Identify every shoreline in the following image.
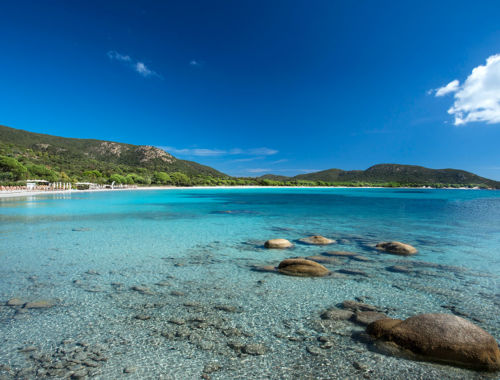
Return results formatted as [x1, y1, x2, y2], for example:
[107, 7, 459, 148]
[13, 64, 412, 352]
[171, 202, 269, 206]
[0, 185, 494, 199]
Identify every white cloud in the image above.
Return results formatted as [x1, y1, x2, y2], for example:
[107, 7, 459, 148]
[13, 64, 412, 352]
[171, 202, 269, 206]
[434, 80, 460, 97]
[433, 54, 500, 125]
[160, 146, 278, 157]
[134, 62, 159, 78]
[107, 50, 161, 79]
[189, 60, 201, 66]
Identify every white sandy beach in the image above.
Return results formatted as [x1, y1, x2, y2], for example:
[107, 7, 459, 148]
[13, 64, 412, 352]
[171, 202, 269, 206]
[0, 186, 329, 198]
[0, 185, 484, 199]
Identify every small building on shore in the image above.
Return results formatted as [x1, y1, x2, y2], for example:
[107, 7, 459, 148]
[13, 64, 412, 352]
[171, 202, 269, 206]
[26, 180, 72, 190]
[75, 182, 100, 190]
[26, 179, 49, 190]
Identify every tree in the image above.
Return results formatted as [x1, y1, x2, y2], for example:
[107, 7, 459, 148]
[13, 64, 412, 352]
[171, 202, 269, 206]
[109, 174, 126, 184]
[170, 172, 191, 186]
[152, 171, 171, 184]
[0, 155, 28, 180]
[82, 170, 102, 181]
[26, 164, 58, 182]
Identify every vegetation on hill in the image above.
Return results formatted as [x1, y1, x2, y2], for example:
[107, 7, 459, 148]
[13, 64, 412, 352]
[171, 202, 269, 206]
[290, 164, 500, 189]
[0, 125, 226, 185]
[1, 125, 499, 188]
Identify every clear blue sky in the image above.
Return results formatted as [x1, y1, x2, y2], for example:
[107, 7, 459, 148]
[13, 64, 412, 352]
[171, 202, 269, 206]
[1, 1, 500, 178]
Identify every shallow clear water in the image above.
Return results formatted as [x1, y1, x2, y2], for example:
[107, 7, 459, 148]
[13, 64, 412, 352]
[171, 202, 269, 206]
[1, 188, 499, 379]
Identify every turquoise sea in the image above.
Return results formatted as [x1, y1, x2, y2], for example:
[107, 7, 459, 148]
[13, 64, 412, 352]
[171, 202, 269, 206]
[1, 188, 500, 379]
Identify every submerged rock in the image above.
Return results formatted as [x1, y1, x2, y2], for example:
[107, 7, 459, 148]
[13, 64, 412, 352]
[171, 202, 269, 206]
[242, 343, 267, 355]
[6, 298, 25, 307]
[215, 304, 242, 313]
[251, 265, 277, 273]
[23, 300, 56, 309]
[203, 362, 222, 374]
[130, 286, 154, 295]
[367, 313, 500, 371]
[387, 265, 412, 273]
[337, 268, 369, 277]
[351, 255, 371, 262]
[323, 251, 357, 258]
[18, 346, 38, 353]
[306, 345, 324, 356]
[320, 308, 354, 321]
[376, 241, 417, 255]
[299, 235, 335, 245]
[341, 300, 379, 312]
[277, 258, 330, 277]
[306, 255, 340, 265]
[353, 311, 387, 326]
[155, 281, 171, 287]
[264, 239, 293, 249]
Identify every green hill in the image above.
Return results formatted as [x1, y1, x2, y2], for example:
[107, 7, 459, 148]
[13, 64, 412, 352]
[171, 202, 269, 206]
[269, 164, 500, 189]
[2, 125, 499, 189]
[0, 124, 226, 185]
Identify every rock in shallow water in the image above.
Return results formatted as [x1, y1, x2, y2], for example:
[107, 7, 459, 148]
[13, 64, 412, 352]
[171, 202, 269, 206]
[337, 268, 369, 277]
[130, 286, 154, 295]
[386, 265, 412, 273]
[264, 239, 293, 249]
[320, 308, 354, 321]
[323, 251, 357, 258]
[367, 313, 500, 371]
[242, 344, 267, 355]
[277, 258, 330, 277]
[23, 300, 56, 309]
[251, 265, 277, 273]
[353, 311, 387, 326]
[6, 298, 25, 307]
[376, 241, 417, 255]
[306, 255, 340, 265]
[342, 300, 379, 312]
[299, 235, 335, 245]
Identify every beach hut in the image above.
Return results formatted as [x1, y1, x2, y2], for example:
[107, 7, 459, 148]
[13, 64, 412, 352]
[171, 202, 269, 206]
[26, 179, 49, 190]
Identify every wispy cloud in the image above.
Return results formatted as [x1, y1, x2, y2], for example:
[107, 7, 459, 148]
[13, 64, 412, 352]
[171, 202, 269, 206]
[430, 54, 500, 125]
[246, 168, 271, 173]
[230, 157, 265, 163]
[107, 50, 161, 78]
[162, 147, 226, 157]
[160, 146, 278, 157]
[245, 168, 318, 174]
[107, 51, 131, 62]
[189, 60, 201, 67]
[245, 148, 278, 156]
